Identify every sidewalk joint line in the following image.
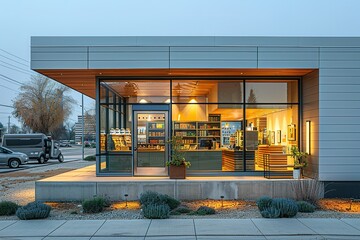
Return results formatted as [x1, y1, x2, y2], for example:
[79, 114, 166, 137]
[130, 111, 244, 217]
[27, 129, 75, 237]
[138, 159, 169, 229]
[89, 219, 107, 239]
[144, 219, 152, 240]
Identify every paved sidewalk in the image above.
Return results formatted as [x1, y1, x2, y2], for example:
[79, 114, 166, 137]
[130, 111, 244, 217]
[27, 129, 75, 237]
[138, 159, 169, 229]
[0, 218, 360, 239]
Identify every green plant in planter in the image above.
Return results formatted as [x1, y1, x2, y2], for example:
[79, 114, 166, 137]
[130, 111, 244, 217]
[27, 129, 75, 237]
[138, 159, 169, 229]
[166, 136, 191, 168]
[290, 146, 308, 169]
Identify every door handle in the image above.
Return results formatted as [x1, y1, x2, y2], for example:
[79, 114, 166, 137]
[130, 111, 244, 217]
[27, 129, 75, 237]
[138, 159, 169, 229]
[134, 147, 138, 151]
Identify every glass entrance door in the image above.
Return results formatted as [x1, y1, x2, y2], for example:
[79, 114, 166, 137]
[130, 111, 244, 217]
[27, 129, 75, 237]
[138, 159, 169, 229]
[133, 110, 168, 176]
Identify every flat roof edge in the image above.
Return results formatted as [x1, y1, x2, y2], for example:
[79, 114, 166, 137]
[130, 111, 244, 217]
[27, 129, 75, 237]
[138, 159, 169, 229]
[31, 36, 360, 47]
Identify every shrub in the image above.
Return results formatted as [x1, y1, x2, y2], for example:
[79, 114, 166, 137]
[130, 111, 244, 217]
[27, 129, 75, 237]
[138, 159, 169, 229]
[16, 201, 51, 220]
[271, 198, 298, 218]
[82, 197, 106, 213]
[139, 191, 180, 210]
[256, 196, 273, 211]
[142, 204, 170, 219]
[163, 194, 181, 210]
[189, 206, 216, 215]
[84, 155, 96, 161]
[170, 206, 192, 215]
[140, 191, 165, 206]
[0, 201, 19, 216]
[260, 206, 281, 218]
[297, 201, 316, 213]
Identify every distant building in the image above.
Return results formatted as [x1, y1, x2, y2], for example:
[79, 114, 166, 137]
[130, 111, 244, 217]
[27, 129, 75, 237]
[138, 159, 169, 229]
[74, 115, 95, 142]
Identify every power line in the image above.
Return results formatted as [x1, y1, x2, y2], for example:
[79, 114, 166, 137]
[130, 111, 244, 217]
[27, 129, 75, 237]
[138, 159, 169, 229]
[0, 76, 22, 87]
[0, 104, 13, 108]
[0, 48, 29, 63]
[0, 84, 19, 93]
[0, 54, 29, 67]
[0, 60, 32, 74]
[0, 64, 32, 76]
[0, 74, 25, 86]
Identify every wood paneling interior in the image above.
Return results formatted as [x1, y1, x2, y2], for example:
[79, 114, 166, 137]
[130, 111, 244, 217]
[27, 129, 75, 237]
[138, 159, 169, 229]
[36, 68, 314, 99]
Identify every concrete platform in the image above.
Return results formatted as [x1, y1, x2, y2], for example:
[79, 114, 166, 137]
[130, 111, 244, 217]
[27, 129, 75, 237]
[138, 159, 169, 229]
[35, 165, 321, 201]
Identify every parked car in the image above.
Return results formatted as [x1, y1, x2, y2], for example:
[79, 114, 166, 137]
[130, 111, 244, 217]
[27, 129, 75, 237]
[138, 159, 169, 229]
[59, 141, 72, 147]
[2, 134, 64, 164]
[0, 146, 29, 168]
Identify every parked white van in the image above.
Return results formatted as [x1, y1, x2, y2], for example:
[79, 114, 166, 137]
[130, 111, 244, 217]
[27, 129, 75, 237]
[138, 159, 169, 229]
[2, 134, 64, 164]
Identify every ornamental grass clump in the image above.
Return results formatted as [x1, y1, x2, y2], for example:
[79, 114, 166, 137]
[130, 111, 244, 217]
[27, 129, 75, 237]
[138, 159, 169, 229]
[170, 206, 192, 215]
[297, 201, 316, 213]
[142, 204, 170, 219]
[0, 201, 19, 216]
[140, 191, 181, 219]
[256, 197, 299, 218]
[82, 197, 107, 213]
[269, 198, 298, 218]
[140, 191, 180, 210]
[189, 206, 216, 215]
[260, 206, 281, 218]
[16, 201, 51, 220]
[256, 196, 273, 211]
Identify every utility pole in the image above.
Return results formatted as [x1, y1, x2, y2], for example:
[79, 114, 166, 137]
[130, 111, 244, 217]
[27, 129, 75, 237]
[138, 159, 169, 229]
[82, 94, 85, 160]
[8, 116, 10, 133]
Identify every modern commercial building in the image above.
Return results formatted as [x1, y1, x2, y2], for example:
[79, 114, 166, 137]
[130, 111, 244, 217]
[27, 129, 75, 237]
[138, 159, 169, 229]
[31, 36, 360, 198]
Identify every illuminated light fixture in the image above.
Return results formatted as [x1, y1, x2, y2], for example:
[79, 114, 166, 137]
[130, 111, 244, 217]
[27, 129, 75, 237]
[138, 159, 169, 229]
[189, 98, 197, 103]
[164, 98, 173, 103]
[139, 99, 148, 103]
[306, 120, 311, 155]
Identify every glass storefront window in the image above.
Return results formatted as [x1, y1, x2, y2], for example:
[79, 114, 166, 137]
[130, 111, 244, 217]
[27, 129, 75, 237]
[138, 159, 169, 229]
[98, 78, 299, 175]
[245, 104, 299, 172]
[245, 80, 298, 103]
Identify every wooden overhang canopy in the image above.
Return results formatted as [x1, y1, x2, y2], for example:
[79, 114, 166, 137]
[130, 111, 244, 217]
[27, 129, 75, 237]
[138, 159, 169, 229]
[36, 68, 315, 99]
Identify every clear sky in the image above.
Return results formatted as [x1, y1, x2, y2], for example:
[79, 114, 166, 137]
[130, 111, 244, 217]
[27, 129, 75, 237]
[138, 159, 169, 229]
[1, 0, 360, 128]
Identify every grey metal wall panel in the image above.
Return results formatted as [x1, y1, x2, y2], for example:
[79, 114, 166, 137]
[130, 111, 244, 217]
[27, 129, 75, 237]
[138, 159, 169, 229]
[258, 47, 319, 68]
[320, 100, 360, 108]
[319, 52, 360, 179]
[88, 61, 169, 69]
[32, 52, 87, 61]
[90, 52, 168, 61]
[320, 92, 360, 101]
[88, 46, 169, 69]
[32, 47, 88, 52]
[319, 77, 360, 84]
[31, 61, 87, 69]
[170, 46, 257, 68]
[319, 141, 359, 149]
[320, 69, 360, 76]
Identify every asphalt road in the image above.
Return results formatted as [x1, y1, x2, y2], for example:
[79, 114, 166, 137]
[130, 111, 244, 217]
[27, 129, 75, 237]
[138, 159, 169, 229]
[0, 145, 95, 174]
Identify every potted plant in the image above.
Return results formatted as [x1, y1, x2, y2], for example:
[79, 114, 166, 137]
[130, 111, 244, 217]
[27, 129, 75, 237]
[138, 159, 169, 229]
[290, 145, 308, 179]
[167, 136, 191, 179]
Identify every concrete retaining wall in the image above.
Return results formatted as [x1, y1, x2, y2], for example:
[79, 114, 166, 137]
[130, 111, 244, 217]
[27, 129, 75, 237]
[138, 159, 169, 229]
[35, 179, 322, 201]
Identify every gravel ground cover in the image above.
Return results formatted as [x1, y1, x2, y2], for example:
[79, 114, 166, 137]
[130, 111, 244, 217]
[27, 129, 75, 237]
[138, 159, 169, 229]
[0, 162, 359, 220]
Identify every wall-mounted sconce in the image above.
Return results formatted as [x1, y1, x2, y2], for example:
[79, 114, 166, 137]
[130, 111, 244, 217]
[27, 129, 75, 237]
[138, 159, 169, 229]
[306, 120, 311, 155]
[139, 99, 148, 103]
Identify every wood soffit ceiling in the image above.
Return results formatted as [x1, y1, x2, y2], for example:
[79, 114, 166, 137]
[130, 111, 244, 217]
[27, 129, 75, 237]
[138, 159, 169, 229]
[36, 68, 315, 99]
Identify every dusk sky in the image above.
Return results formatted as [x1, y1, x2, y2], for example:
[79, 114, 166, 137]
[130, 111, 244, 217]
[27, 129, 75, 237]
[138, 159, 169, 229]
[1, 0, 360, 127]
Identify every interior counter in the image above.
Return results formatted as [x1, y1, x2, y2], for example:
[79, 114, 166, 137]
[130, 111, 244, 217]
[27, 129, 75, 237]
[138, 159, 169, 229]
[222, 149, 255, 171]
[182, 150, 222, 171]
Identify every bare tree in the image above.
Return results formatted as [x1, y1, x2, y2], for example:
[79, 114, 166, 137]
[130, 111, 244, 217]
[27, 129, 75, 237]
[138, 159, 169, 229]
[13, 74, 76, 135]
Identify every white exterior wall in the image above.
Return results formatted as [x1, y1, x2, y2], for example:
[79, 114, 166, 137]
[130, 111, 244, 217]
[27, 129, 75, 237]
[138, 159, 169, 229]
[31, 36, 360, 181]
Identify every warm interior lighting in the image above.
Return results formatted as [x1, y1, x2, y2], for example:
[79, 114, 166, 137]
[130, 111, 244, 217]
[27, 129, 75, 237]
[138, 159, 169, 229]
[139, 99, 148, 103]
[189, 98, 197, 103]
[164, 98, 172, 103]
[306, 120, 311, 155]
